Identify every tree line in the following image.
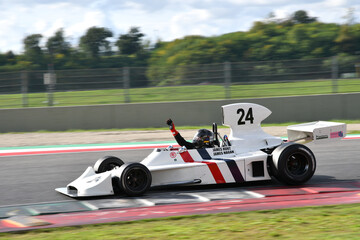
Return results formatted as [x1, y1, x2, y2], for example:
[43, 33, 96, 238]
[0, 10, 359, 86]
[0, 26, 148, 72]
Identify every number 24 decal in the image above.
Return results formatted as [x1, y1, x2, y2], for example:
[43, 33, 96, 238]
[237, 108, 254, 125]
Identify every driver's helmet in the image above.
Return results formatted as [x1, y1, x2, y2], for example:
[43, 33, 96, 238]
[192, 129, 214, 148]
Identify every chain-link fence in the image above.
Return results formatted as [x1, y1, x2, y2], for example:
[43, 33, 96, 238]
[0, 56, 359, 108]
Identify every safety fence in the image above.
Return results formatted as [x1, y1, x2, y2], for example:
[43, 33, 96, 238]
[0, 56, 359, 108]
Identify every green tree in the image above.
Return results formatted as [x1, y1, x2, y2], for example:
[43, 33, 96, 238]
[116, 27, 144, 55]
[336, 24, 360, 54]
[23, 34, 45, 68]
[291, 10, 317, 24]
[0, 51, 16, 66]
[0, 53, 6, 66]
[46, 28, 72, 69]
[46, 28, 70, 56]
[79, 27, 113, 58]
[5, 51, 16, 65]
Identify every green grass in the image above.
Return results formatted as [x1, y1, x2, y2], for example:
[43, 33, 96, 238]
[1, 79, 359, 108]
[1, 203, 360, 239]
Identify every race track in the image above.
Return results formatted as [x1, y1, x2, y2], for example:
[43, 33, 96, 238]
[0, 139, 359, 207]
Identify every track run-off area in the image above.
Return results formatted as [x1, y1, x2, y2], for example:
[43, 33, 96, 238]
[0, 136, 360, 232]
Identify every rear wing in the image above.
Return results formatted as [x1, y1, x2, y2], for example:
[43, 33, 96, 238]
[287, 121, 346, 143]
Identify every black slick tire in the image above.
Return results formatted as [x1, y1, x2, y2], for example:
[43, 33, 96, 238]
[94, 156, 124, 173]
[271, 143, 316, 185]
[117, 163, 152, 197]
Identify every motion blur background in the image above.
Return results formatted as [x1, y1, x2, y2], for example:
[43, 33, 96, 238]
[0, 56, 360, 108]
[0, 5, 359, 130]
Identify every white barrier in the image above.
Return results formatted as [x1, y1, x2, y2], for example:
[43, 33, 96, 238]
[0, 93, 359, 132]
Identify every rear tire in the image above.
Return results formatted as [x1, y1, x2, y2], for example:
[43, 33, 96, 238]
[94, 156, 124, 173]
[117, 163, 152, 197]
[270, 143, 316, 185]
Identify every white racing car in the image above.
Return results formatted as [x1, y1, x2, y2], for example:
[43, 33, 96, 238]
[56, 103, 346, 197]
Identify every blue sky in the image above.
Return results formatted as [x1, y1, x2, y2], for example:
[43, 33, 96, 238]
[0, 0, 359, 53]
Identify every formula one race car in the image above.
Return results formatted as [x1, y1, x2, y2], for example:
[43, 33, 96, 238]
[56, 103, 346, 197]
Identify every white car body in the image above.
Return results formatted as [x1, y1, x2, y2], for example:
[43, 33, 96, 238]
[56, 103, 346, 197]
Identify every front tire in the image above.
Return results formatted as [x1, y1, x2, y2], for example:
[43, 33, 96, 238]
[271, 143, 316, 185]
[117, 163, 152, 197]
[94, 156, 124, 173]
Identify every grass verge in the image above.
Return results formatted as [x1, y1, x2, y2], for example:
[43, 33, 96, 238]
[1, 203, 359, 239]
[1, 79, 359, 108]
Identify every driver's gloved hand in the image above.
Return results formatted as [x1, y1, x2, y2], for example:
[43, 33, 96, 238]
[166, 118, 178, 136]
[166, 119, 175, 130]
[166, 119, 173, 127]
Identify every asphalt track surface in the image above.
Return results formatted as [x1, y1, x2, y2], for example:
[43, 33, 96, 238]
[0, 139, 359, 207]
[0, 139, 360, 232]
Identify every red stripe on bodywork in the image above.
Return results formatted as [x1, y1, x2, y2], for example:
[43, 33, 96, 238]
[180, 151, 226, 184]
[179, 151, 195, 162]
[202, 161, 226, 184]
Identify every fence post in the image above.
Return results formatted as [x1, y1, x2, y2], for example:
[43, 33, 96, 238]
[21, 71, 28, 107]
[45, 64, 56, 106]
[331, 56, 338, 94]
[224, 62, 231, 99]
[123, 67, 131, 103]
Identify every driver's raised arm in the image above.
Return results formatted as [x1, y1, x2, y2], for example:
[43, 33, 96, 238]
[166, 119, 195, 149]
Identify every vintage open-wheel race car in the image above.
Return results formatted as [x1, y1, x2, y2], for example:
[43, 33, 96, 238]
[56, 103, 346, 197]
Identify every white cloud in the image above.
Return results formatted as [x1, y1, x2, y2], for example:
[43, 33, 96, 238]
[122, 1, 144, 10]
[170, 9, 213, 37]
[323, 0, 348, 8]
[225, 0, 289, 6]
[67, 11, 107, 36]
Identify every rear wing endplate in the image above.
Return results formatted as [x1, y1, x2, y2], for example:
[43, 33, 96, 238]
[287, 121, 346, 143]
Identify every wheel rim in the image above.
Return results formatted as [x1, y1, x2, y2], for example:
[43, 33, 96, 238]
[125, 168, 147, 191]
[286, 153, 309, 176]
